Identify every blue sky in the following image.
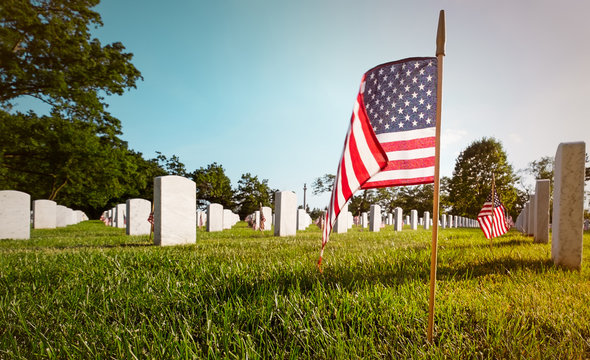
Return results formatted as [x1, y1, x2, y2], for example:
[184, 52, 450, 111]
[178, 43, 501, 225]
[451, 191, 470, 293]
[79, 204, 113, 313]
[17, 0, 590, 210]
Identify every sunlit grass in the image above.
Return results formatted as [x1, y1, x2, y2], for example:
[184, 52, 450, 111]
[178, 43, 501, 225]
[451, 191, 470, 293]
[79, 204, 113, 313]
[0, 221, 588, 358]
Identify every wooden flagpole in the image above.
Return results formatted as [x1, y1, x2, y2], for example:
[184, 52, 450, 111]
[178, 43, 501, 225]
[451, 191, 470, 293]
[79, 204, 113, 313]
[490, 173, 496, 248]
[427, 9, 445, 343]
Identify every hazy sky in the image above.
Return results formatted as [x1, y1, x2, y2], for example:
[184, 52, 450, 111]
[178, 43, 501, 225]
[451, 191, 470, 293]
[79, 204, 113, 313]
[37, 0, 590, 209]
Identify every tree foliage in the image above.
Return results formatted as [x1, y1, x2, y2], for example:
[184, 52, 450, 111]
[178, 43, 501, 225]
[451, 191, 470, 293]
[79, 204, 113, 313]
[234, 173, 274, 219]
[190, 163, 234, 210]
[447, 137, 522, 218]
[0, 110, 164, 217]
[311, 174, 335, 195]
[0, 0, 142, 132]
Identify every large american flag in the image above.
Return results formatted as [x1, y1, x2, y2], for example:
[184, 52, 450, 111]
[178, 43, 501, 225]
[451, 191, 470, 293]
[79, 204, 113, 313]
[477, 188, 509, 239]
[320, 57, 438, 264]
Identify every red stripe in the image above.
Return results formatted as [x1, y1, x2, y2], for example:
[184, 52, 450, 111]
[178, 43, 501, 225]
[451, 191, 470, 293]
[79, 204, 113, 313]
[380, 156, 435, 171]
[348, 125, 370, 185]
[362, 175, 434, 189]
[339, 151, 353, 202]
[381, 137, 435, 152]
[357, 94, 388, 166]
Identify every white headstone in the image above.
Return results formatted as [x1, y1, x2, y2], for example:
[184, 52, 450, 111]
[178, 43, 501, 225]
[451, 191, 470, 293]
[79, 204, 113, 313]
[56, 205, 69, 227]
[394, 207, 403, 231]
[207, 203, 223, 232]
[223, 209, 233, 229]
[361, 212, 368, 228]
[274, 191, 297, 236]
[527, 194, 535, 236]
[297, 209, 308, 231]
[410, 210, 418, 230]
[153, 175, 196, 246]
[369, 204, 381, 232]
[334, 203, 348, 233]
[114, 203, 126, 229]
[0, 190, 31, 240]
[441, 215, 447, 229]
[534, 179, 550, 244]
[552, 142, 585, 270]
[126, 198, 152, 235]
[424, 211, 430, 230]
[33, 199, 56, 229]
[261, 206, 272, 231]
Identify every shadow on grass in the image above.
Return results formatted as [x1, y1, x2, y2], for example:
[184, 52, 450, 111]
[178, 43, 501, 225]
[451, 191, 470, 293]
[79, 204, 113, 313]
[440, 238, 534, 251]
[203, 251, 556, 303]
[29, 242, 155, 251]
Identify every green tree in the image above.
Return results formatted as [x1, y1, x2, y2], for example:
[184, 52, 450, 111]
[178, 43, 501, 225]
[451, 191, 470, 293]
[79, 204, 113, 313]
[190, 163, 234, 210]
[348, 189, 376, 215]
[154, 152, 187, 177]
[234, 173, 273, 219]
[0, 0, 142, 132]
[311, 174, 335, 195]
[0, 110, 162, 217]
[447, 137, 521, 218]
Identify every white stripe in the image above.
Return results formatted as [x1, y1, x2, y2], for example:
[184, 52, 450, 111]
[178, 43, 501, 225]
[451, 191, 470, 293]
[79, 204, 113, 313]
[376, 127, 436, 143]
[385, 147, 435, 161]
[366, 166, 434, 183]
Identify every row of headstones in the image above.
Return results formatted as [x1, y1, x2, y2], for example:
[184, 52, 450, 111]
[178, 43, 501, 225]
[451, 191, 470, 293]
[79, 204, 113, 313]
[514, 141, 586, 270]
[334, 203, 476, 233]
[201, 203, 239, 231]
[101, 199, 152, 235]
[95, 176, 309, 245]
[0, 190, 88, 240]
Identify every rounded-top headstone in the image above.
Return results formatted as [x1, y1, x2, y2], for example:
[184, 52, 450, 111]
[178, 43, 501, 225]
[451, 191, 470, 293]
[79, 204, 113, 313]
[153, 175, 197, 246]
[33, 199, 57, 229]
[0, 190, 31, 240]
[126, 198, 152, 235]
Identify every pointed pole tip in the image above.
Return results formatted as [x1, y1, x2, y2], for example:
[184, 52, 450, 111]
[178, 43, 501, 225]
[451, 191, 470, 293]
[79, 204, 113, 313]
[436, 10, 446, 57]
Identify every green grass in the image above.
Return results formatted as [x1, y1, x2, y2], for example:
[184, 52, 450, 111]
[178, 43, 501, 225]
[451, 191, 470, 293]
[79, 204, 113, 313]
[1, 221, 589, 359]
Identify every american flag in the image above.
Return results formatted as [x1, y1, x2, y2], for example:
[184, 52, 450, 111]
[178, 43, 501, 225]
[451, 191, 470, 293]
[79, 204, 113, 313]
[147, 211, 154, 225]
[320, 57, 438, 264]
[477, 188, 509, 239]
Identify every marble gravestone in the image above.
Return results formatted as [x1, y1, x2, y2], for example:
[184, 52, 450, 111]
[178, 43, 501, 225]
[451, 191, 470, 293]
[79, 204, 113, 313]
[126, 198, 152, 235]
[394, 207, 403, 231]
[0, 190, 31, 240]
[369, 204, 381, 232]
[207, 203, 223, 232]
[361, 212, 368, 228]
[261, 206, 272, 231]
[56, 205, 69, 227]
[334, 203, 348, 233]
[424, 211, 430, 230]
[534, 180, 550, 244]
[33, 199, 56, 229]
[552, 142, 585, 270]
[274, 191, 297, 237]
[410, 210, 418, 230]
[297, 209, 308, 231]
[114, 203, 126, 229]
[153, 175, 196, 246]
[223, 209, 234, 230]
[527, 194, 535, 236]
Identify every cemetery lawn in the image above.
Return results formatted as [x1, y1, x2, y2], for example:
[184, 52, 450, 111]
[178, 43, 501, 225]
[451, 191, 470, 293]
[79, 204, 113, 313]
[1, 221, 589, 359]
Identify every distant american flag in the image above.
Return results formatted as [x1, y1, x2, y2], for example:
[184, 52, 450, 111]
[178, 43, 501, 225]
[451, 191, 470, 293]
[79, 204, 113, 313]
[320, 57, 438, 264]
[477, 189, 509, 239]
[147, 211, 154, 225]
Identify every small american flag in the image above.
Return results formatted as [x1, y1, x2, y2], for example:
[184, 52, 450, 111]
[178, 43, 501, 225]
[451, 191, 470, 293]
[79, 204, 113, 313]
[147, 211, 154, 225]
[477, 189, 509, 239]
[321, 57, 438, 264]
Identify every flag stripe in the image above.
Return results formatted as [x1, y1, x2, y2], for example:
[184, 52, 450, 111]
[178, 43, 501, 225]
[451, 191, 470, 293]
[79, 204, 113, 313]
[380, 136, 436, 152]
